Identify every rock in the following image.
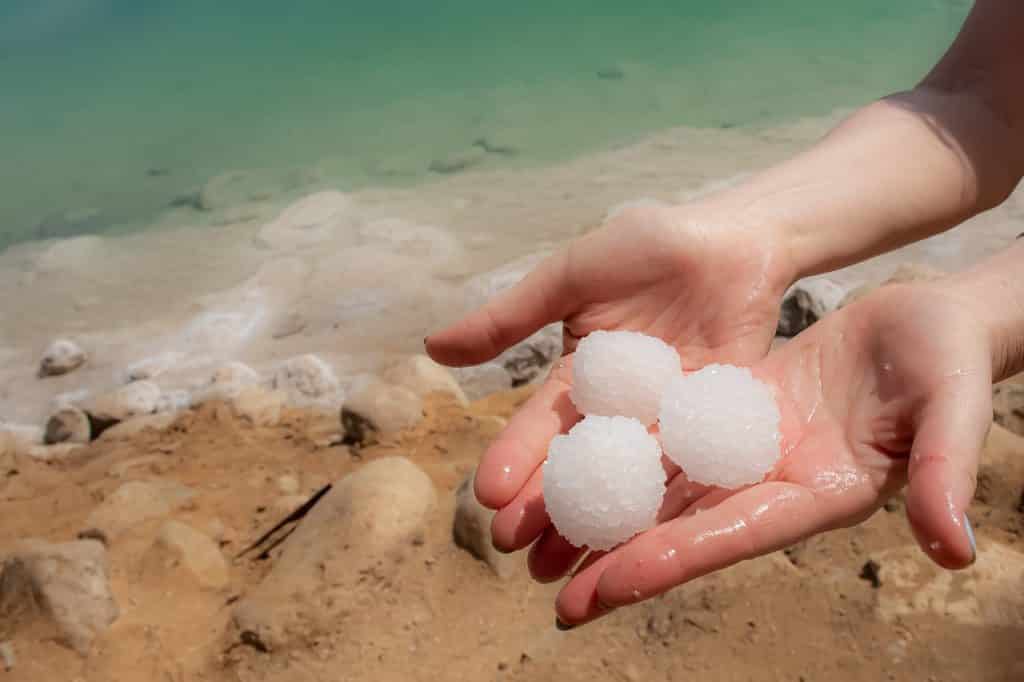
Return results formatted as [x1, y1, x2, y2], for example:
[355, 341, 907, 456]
[0, 539, 118, 653]
[429, 147, 485, 175]
[97, 413, 177, 441]
[38, 339, 87, 377]
[231, 386, 286, 427]
[44, 407, 92, 444]
[499, 324, 562, 386]
[453, 471, 516, 578]
[341, 380, 423, 444]
[273, 355, 340, 406]
[777, 278, 848, 337]
[84, 480, 196, 538]
[122, 351, 184, 382]
[993, 379, 1024, 437]
[380, 355, 468, 406]
[83, 381, 161, 421]
[256, 191, 357, 251]
[233, 457, 436, 648]
[145, 521, 229, 590]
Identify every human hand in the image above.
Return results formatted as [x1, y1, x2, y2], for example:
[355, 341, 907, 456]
[426, 201, 795, 571]
[556, 281, 993, 626]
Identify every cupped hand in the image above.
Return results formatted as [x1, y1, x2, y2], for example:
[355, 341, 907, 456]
[556, 282, 992, 626]
[426, 202, 795, 574]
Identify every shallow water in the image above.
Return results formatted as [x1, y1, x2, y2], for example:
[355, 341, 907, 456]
[1, 0, 968, 247]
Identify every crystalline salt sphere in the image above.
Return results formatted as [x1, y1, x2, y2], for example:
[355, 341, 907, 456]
[570, 330, 681, 425]
[659, 364, 781, 489]
[543, 415, 666, 551]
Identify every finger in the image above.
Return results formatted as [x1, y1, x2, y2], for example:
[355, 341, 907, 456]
[490, 465, 550, 552]
[426, 250, 573, 366]
[528, 527, 586, 583]
[904, 376, 990, 569]
[556, 482, 822, 625]
[474, 361, 578, 509]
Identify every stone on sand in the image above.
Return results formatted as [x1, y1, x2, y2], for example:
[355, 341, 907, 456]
[453, 471, 517, 578]
[0, 539, 118, 654]
[256, 191, 357, 251]
[232, 457, 436, 649]
[777, 278, 848, 337]
[44, 407, 92, 445]
[231, 386, 287, 427]
[85, 480, 197, 538]
[341, 380, 423, 444]
[273, 355, 340, 406]
[38, 339, 87, 377]
[381, 355, 468, 406]
[83, 381, 162, 421]
[144, 521, 229, 590]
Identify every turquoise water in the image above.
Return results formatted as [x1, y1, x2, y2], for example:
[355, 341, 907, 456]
[1, 0, 969, 249]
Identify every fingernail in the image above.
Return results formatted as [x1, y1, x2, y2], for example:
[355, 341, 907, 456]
[555, 617, 576, 631]
[963, 512, 976, 564]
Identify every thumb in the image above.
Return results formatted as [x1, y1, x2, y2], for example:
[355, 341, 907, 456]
[426, 250, 574, 367]
[904, 374, 991, 569]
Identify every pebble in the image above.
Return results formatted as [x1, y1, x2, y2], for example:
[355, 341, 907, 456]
[341, 380, 423, 444]
[38, 339, 87, 377]
[777, 277, 848, 337]
[84, 381, 162, 421]
[231, 386, 286, 427]
[44, 407, 92, 444]
[273, 355, 340, 406]
[381, 355, 468, 406]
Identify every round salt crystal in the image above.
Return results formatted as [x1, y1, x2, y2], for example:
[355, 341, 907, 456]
[659, 364, 781, 489]
[543, 415, 666, 551]
[570, 330, 681, 425]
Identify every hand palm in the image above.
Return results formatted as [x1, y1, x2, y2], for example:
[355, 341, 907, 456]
[555, 285, 990, 625]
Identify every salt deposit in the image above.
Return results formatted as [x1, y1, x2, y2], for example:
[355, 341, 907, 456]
[659, 364, 781, 488]
[570, 331, 681, 425]
[543, 415, 665, 551]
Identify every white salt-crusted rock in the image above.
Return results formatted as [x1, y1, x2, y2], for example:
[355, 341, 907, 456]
[543, 416, 666, 551]
[44, 407, 92, 444]
[381, 355, 468, 406]
[341, 380, 423, 444]
[273, 354, 340, 406]
[659, 364, 782, 488]
[83, 381, 162, 421]
[571, 330, 681, 425]
[38, 339, 87, 377]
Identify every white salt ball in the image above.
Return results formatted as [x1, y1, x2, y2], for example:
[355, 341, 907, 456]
[570, 330, 681, 425]
[543, 415, 666, 551]
[659, 364, 781, 489]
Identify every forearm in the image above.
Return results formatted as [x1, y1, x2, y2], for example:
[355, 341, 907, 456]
[710, 0, 1024, 282]
[946, 238, 1024, 383]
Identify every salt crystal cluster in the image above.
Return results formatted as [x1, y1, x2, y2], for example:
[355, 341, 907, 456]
[543, 416, 665, 551]
[570, 330, 681, 425]
[659, 364, 781, 488]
